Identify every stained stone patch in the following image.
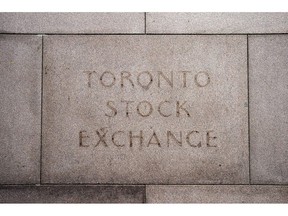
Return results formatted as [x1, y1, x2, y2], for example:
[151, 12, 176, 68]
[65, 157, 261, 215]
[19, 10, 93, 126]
[0, 186, 145, 203]
[42, 35, 248, 184]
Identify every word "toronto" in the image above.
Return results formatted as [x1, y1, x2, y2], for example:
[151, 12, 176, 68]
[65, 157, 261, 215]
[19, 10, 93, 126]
[83, 71, 211, 89]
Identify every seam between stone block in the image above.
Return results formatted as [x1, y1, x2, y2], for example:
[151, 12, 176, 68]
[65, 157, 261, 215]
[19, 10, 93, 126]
[40, 35, 44, 185]
[144, 12, 147, 34]
[2, 33, 288, 35]
[143, 185, 147, 203]
[0, 183, 288, 186]
[247, 35, 251, 185]
[30, 183, 288, 186]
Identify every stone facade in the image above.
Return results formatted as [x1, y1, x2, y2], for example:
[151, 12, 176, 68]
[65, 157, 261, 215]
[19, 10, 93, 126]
[0, 13, 288, 203]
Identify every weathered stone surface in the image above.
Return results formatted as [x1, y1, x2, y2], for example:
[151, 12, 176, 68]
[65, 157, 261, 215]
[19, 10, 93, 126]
[42, 35, 248, 184]
[147, 13, 288, 34]
[250, 35, 288, 184]
[0, 13, 144, 34]
[146, 185, 288, 203]
[0, 185, 144, 203]
[0, 35, 41, 184]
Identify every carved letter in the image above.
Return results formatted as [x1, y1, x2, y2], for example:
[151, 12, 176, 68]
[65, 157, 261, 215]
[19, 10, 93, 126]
[147, 131, 161, 147]
[158, 71, 173, 88]
[95, 128, 108, 147]
[79, 130, 89, 147]
[167, 131, 182, 147]
[112, 131, 125, 147]
[121, 100, 134, 117]
[195, 71, 210, 87]
[83, 71, 96, 88]
[158, 101, 172, 117]
[176, 101, 191, 117]
[100, 71, 116, 87]
[105, 101, 117, 117]
[137, 101, 153, 117]
[137, 71, 153, 90]
[129, 131, 143, 147]
[180, 71, 191, 88]
[206, 130, 217, 147]
[186, 131, 201, 147]
[121, 71, 134, 88]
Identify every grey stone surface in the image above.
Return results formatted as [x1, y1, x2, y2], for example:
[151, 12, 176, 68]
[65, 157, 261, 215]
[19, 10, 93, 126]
[0, 35, 42, 184]
[42, 35, 248, 184]
[0, 13, 144, 34]
[147, 13, 288, 34]
[0, 185, 144, 203]
[250, 35, 288, 184]
[146, 185, 288, 203]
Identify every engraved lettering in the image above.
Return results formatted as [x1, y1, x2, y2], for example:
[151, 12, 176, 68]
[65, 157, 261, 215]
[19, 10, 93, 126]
[100, 71, 116, 87]
[158, 100, 172, 117]
[79, 130, 89, 147]
[137, 101, 153, 117]
[158, 71, 173, 88]
[121, 71, 134, 88]
[167, 131, 182, 147]
[195, 71, 210, 87]
[83, 70, 211, 89]
[147, 131, 161, 147]
[105, 101, 117, 117]
[83, 71, 96, 88]
[95, 128, 108, 147]
[206, 130, 217, 147]
[176, 101, 191, 117]
[121, 100, 134, 117]
[186, 131, 201, 147]
[129, 131, 143, 147]
[137, 71, 153, 90]
[112, 131, 125, 147]
[180, 71, 191, 88]
[80, 129, 218, 149]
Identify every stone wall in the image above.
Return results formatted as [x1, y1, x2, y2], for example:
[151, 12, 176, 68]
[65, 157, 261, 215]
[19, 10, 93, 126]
[0, 13, 288, 203]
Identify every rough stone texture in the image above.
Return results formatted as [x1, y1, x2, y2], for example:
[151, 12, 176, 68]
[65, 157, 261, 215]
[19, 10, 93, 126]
[146, 185, 288, 203]
[42, 35, 248, 184]
[147, 13, 288, 34]
[0, 185, 145, 203]
[250, 35, 288, 184]
[0, 35, 42, 184]
[0, 13, 145, 34]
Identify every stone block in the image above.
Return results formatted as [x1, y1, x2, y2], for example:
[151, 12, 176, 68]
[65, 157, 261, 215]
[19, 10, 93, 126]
[147, 13, 288, 34]
[250, 35, 288, 184]
[0, 185, 144, 203]
[146, 185, 288, 203]
[0, 13, 145, 34]
[42, 35, 248, 184]
[0, 35, 42, 184]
